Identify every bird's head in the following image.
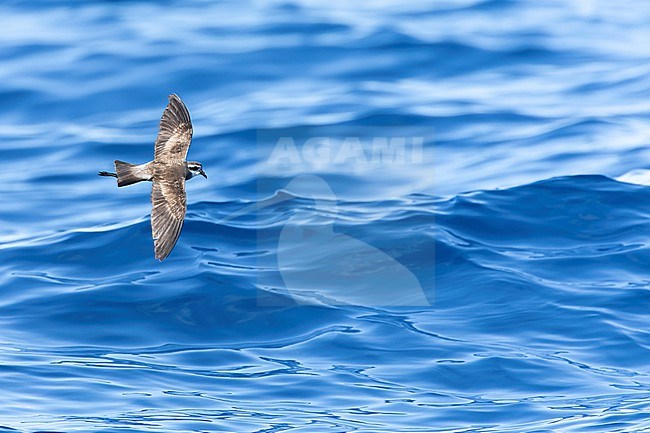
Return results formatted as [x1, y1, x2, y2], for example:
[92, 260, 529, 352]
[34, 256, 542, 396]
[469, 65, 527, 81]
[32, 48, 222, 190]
[187, 161, 207, 179]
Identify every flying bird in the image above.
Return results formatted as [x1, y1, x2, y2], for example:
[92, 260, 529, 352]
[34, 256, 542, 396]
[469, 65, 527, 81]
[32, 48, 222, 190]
[99, 94, 206, 261]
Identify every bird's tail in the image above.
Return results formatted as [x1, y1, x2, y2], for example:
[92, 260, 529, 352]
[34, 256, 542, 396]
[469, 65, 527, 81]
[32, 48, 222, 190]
[114, 160, 147, 187]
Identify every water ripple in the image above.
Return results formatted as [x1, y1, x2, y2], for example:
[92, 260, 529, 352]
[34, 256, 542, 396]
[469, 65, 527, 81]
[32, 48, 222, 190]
[1, 0, 649, 431]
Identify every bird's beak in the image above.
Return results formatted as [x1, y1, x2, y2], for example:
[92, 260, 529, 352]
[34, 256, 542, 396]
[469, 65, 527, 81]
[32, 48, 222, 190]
[200, 169, 207, 179]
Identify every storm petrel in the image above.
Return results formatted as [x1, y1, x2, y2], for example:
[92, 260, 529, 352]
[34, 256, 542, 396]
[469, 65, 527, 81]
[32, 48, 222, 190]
[99, 94, 206, 261]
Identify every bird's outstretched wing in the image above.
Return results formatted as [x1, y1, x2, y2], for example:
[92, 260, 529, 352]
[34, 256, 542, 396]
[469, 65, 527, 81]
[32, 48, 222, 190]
[154, 94, 193, 162]
[151, 170, 187, 261]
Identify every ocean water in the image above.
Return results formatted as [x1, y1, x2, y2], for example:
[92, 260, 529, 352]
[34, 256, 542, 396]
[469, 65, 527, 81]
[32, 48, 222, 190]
[1, 0, 650, 431]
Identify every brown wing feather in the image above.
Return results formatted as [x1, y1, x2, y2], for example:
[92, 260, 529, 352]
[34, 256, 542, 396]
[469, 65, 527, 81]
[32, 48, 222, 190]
[154, 94, 193, 162]
[151, 166, 187, 261]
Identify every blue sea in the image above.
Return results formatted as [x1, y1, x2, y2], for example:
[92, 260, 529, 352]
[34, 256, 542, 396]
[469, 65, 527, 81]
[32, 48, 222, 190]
[1, 0, 650, 431]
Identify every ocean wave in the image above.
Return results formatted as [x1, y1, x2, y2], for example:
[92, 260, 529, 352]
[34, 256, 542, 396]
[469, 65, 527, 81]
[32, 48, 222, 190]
[1, 0, 649, 430]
